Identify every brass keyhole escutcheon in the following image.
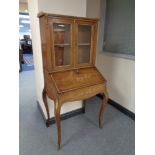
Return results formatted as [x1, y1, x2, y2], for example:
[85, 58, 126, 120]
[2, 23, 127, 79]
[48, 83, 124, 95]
[76, 69, 79, 74]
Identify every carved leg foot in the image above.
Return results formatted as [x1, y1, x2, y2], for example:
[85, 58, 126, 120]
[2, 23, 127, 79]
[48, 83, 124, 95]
[42, 88, 50, 127]
[46, 120, 50, 127]
[99, 86, 109, 128]
[54, 100, 62, 150]
[57, 144, 60, 150]
[82, 100, 86, 113]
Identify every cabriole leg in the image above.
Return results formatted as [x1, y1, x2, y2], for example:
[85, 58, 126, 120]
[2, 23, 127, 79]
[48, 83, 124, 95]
[42, 88, 50, 127]
[54, 100, 62, 150]
[99, 86, 109, 128]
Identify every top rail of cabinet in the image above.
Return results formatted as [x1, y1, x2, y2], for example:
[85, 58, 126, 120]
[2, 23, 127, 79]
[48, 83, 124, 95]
[37, 12, 99, 21]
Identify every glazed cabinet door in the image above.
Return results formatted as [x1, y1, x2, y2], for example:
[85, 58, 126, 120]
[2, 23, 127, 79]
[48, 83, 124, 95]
[75, 20, 97, 67]
[49, 18, 74, 70]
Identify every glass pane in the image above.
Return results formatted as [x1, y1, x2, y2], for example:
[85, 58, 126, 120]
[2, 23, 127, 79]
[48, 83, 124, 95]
[53, 23, 71, 66]
[77, 25, 91, 64]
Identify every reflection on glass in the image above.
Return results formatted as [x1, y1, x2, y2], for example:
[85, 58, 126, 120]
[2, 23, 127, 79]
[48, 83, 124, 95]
[53, 23, 71, 66]
[77, 25, 91, 64]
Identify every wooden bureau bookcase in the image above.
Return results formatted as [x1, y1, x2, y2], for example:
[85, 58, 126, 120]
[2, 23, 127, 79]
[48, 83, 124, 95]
[38, 12, 109, 149]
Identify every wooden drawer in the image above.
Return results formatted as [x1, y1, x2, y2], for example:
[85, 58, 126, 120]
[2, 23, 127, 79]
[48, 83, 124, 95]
[59, 83, 105, 103]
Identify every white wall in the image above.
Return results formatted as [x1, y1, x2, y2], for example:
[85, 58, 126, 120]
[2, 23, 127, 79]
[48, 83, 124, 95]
[86, 0, 135, 112]
[38, 0, 86, 16]
[28, 0, 44, 114]
[28, 0, 87, 118]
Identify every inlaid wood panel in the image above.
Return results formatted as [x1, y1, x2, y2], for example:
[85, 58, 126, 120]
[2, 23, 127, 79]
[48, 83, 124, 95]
[51, 67, 106, 93]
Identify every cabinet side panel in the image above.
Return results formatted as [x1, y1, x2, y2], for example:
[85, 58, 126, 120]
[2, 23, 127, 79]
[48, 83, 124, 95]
[39, 16, 53, 72]
[44, 70, 58, 101]
[92, 22, 98, 65]
[39, 17, 48, 70]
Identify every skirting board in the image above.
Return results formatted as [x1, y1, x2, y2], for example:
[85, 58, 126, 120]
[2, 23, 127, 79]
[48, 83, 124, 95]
[37, 94, 135, 125]
[37, 101, 84, 125]
[96, 94, 135, 120]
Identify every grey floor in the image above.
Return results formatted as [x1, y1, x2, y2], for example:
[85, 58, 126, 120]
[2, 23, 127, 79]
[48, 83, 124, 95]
[19, 70, 135, 155]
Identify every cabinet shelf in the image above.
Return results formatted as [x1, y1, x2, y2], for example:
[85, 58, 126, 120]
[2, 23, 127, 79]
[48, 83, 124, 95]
[54, 29, 65, 32]
[54, 43, 70, 47]
[54, 43, 90, 47]
[78, 43, 90, 46]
